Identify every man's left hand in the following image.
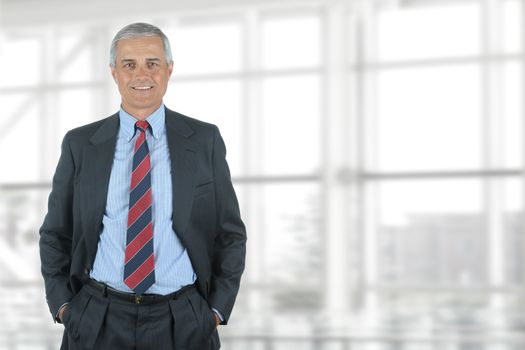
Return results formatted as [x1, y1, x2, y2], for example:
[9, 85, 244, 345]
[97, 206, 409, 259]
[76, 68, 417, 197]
[214, 314, 221, 327]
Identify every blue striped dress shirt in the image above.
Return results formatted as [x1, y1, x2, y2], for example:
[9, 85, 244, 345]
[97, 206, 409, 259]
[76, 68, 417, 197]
[90, 104, 196, 294]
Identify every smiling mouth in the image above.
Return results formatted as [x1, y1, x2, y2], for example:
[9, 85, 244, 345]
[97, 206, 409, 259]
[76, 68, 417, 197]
[132, 86, 153, 90]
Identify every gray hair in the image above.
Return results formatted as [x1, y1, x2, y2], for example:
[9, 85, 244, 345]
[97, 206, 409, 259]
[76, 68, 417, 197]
[109, 23, 173, 67]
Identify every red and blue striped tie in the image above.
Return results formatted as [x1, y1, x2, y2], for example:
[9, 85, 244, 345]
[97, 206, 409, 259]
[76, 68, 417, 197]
[124, 120, 155, 294]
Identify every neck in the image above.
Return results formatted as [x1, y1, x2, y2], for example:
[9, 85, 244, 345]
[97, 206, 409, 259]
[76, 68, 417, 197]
[121, 103, 162, 120]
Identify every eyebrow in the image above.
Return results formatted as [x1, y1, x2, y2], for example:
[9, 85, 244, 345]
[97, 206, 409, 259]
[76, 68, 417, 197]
[120, 58, 161, 63]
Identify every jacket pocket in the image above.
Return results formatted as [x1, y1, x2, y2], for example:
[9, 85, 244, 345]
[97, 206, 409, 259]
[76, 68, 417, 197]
[193, 181, 214, 198]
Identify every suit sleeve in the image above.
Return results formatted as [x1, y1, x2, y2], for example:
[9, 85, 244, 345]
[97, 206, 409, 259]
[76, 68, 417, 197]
[209, 125, 247, 325]
[39, 132, 75, 323]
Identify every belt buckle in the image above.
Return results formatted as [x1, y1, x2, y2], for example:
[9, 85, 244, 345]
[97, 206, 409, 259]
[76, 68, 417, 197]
[135, 295, 143, 304]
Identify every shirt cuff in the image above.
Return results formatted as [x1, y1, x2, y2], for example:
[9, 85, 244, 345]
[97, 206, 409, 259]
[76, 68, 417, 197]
[211, 307, 224, 322]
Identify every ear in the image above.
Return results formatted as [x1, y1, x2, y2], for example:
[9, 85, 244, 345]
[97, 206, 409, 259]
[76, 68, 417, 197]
[110, 65, 118, 83]
[167, 62, 174, 78]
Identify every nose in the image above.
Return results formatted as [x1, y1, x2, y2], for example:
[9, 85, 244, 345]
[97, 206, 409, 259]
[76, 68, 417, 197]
[134, 64, 150, 78]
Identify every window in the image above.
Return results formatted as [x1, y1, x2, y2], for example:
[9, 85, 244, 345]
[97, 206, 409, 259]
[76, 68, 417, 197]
[360, 0, 525, 345]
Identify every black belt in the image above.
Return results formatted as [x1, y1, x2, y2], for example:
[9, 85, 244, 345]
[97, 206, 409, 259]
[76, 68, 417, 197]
[87, 278, 196, 304]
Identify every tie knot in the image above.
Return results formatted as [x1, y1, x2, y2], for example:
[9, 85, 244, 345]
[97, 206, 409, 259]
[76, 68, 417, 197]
[135, 121, 149, 133]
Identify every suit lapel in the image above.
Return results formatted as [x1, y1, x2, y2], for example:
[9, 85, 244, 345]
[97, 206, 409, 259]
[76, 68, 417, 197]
[82, 113, 119, 264]
[165, 108, 198, 239]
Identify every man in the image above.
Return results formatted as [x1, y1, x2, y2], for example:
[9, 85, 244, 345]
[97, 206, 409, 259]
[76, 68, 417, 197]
[39, 22, 246, 350]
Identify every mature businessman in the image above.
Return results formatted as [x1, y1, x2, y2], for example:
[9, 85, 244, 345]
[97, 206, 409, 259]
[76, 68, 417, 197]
[39, 22, 246, 350]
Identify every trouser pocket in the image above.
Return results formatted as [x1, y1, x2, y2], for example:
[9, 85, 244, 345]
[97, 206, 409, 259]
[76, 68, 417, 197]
[64, 287, 109, 350]
[63, 288, 90, 340]
[168, 292, 214, 350]
[78, 294, 109, 349]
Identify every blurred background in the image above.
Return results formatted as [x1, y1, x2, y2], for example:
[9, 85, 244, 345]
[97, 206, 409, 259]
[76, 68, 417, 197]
[0, 0, 524, 349]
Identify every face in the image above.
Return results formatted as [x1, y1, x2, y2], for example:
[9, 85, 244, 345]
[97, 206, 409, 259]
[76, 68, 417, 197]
[111, 36, 173, 119]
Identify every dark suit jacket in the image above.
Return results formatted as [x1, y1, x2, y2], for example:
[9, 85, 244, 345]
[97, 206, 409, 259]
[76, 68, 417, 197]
[39, 107, 247, 344]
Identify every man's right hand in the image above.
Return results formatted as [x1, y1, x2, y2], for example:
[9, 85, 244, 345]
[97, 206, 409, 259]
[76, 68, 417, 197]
[58, 305, 68, 323]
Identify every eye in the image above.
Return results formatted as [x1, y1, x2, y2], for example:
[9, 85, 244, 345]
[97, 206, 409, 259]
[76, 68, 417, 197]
[147, 62, 159, 69]
[123, 62, 135, 69]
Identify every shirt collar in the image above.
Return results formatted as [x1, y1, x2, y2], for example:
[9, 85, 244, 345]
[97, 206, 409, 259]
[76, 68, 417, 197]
[119, 104, 165, 142]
